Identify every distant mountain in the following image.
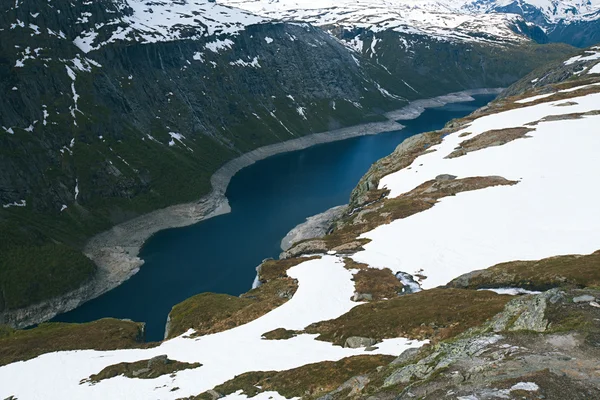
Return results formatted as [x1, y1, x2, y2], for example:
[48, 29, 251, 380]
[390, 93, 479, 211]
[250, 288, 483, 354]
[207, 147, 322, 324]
[219, 0, 600, 47]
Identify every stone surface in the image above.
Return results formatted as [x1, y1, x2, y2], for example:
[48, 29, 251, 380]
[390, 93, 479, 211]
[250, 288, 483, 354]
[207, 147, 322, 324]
[573, 295, 595, 303]
[280, 205, 347, 251]
[344, 337, 379, 349]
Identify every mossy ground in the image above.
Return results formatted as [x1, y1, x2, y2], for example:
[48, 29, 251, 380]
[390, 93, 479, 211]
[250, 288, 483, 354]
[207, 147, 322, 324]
[261, 328, 299, 340]
[87, 357, 201, 383]
[306, 288, 511, 345]
[190, 355, 395, 400]
[166, 258, 312, 339]
[0, 318, 148, 367]
[350, 266, 403, 301]
[448, 250, 600, 291]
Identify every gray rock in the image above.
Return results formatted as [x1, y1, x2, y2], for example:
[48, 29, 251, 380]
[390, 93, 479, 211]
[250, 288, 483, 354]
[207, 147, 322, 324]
[278, 289, 294, 299]
[280, 205, 347, 251]
[435, 174, 457, 181]
[132, 367, 150, 377]
[205, 390, 223, 400]
[148, 355, 169, 369]
[391, 347, 421, 365]
[573, 295, 595, 303]
[489, 289, 564, 333]
[353, 292, 373, 302]
[509, 295, 550, 332]
[318, 375, 370, 400]
[280, 239, 329, 259]
[344, 336, 378, 348]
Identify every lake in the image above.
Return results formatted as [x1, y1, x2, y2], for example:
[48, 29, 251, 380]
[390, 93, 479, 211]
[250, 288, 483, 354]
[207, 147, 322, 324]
[54, 94, 496, 341]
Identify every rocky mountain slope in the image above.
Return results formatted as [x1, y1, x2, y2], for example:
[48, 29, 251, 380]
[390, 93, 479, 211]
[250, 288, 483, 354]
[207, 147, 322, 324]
[1, 47, 599, 400]
[0, 0, 574, 326]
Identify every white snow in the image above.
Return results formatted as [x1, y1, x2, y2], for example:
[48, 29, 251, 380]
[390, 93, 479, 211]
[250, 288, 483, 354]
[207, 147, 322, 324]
[510, 382, 540, 392]
[264, 36, 274, 43]
[219, 0, 530, 45]
[230, 57, 261, 68]
[2, 200, 26, 209]
[193, 52, 204, 62]
[74, 180, 80, 200]
[0, 255, 426, 399]
[515, 92, 554, 104]
[73, 0, 266, 53]
[296, 106, 307, 119]
[478, 288, 542, 296]
[589, 63, 600, 75]
[564, 49, 600, 65]
[168, 132, 193, 151]
[222, 391, 296, 400]
[205, 38, 234, 53]
[60, 205, 68, 212]
[351, 91, 600, 289]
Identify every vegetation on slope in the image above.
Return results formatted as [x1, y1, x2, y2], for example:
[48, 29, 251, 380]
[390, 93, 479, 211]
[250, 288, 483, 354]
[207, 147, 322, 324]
[87, 355, 201, 383]
[189, 355, 395, 400]
[0, 219, 96, 313]
[0, 319, 147, 367]
[165, 258, 316, 339]
[448, 250, 600, 291]
[305, 288, 511, 345]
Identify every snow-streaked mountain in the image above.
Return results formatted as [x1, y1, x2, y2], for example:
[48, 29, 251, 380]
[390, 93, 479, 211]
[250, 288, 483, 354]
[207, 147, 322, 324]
[218, 0, 533, 44]
[72, 0, 268, 53]
[467, 0, 600, 24]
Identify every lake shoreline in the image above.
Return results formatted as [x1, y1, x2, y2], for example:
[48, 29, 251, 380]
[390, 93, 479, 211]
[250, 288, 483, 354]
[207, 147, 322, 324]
[1, 88, 503, 329]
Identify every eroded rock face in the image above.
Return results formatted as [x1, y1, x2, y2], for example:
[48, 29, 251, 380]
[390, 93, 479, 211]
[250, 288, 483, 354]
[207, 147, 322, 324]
[320, 288, 600, 400]
[280, 205, 347, 251]
[488, 289, 563, 333]
[280, 240, 329, 259]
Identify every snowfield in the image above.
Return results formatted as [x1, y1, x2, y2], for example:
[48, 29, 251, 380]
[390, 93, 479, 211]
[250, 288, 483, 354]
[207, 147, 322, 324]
[0, 255, 426, 399]
[352, 91, 600, 289]
[218, 0, 529, 44]
[73, 0, 267, 53]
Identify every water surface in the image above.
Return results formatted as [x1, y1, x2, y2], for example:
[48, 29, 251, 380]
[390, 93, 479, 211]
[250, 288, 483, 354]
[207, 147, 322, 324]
[55, 94, 495, 341]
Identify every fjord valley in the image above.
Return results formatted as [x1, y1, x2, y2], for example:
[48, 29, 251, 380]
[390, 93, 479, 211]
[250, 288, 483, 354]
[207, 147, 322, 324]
[0, 0, 577, 329]
[53, 94, 496, 341]
[2, 0, 600, 399]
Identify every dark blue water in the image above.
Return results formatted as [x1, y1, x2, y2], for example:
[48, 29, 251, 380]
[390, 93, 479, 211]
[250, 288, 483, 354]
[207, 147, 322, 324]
[54, 95, 495, 341]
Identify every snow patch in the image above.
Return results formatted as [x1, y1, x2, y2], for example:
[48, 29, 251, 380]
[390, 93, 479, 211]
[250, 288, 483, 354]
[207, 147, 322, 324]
[205, 38, 234, 53]
[2, 200, 26, 209]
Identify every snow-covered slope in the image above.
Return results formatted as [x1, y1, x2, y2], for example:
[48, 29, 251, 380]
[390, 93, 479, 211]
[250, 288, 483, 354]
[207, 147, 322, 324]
[0, 256, 426, 399]
[217, 0, 600, 46]
[73, 0, 268, 53]
[467, 0, 600, 24]
[354, 84, 600, 287]
[218, 0, 532, 44]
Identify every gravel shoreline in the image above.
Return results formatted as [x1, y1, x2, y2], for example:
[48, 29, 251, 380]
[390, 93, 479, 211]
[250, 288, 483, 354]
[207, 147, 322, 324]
[1, 88, 503, 328]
